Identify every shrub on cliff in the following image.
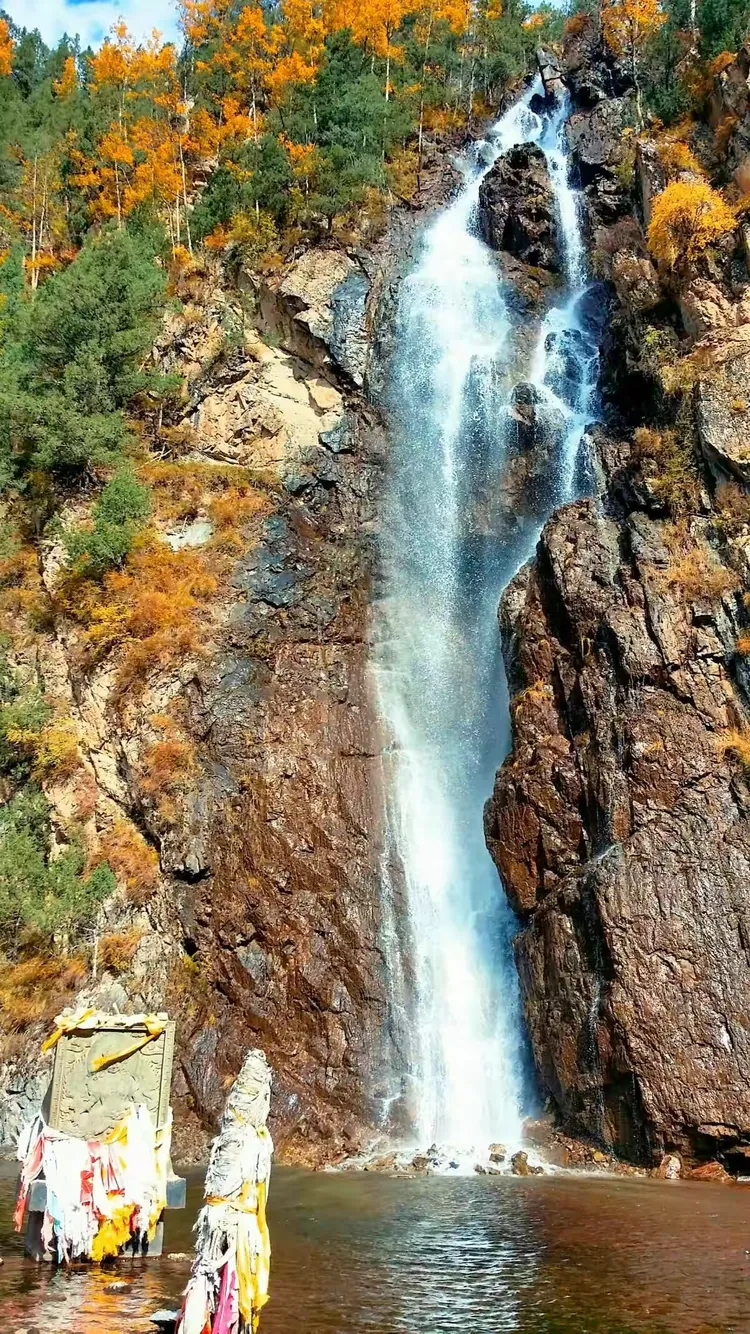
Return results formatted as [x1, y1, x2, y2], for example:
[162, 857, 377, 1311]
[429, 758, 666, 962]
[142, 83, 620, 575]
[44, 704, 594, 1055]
[0, 228, 177, 491]
[0, 787, 116, 953]
[632, 424, 701, 516]
[647, 179, 736, 269]
[64, 469, 153, 577]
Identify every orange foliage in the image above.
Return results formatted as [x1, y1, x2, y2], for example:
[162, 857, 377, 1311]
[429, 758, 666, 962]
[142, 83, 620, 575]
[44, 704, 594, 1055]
[326, 0, 416, 68]
[715, 112, 739, 156]
[647, 179, 736, 268]
[140, 460, 271, 524]
[9, 147, 69, 289]
[709, 50, 736, 77]
[72, 23, 205, 251]
[97, 818, 160, 903]
[564, 12, 590, 34]
[602, 0, 667, 56]
[57, 534, 217, 694]
[720, 728, 750, 770]
[54, 55, 78, 98]
[0, 18, 13, 77]
[657, 138, 702, 179]
[207, 486, 268, 530]
[0, 538, 49, 633]
[98, 930, 144, 973]
[0, 955, 87, 1036]
[140, 717, 197, 821]
[665, 543, 737, 602]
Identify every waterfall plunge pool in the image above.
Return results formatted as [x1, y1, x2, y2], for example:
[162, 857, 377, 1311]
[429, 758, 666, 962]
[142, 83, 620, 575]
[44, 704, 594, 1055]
[1, 1164, 749, 1332]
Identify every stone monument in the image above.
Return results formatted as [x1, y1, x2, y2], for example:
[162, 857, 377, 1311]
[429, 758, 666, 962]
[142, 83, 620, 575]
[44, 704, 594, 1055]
[22, 1010, 186, 1260]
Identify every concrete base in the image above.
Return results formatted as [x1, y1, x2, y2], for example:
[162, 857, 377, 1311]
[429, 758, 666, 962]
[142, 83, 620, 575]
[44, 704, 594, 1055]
[24, 1211, 166, 1262]
[23, 1175, 185, 1262]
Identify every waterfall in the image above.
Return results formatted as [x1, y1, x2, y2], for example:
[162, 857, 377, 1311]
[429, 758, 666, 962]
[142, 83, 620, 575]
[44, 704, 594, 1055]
[374, 79, 598, 1158]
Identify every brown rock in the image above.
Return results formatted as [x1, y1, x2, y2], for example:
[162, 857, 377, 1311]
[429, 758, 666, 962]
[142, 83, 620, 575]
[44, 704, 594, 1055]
[566, 99, 628, 176]
[478, 145, 560, 271]
[365, 1153, 398, 1173]
[262, 248, 370, 386]
[521, 1116, 555, 1148]
[696, 351, 750, 483]
[511, 1150, 531, 1176]
[611, 250, 662, 314]
[536, 46, 566, 102]
[544, 1141, 572, 1168]
[488, 1142, 507, 1162]
[679, 280, 734, 337]
[654, 1153, 682, 1180]
[635, 141, 667, 228]
[485, 489, 750, 1166]
[687, 1161, 731, 1183]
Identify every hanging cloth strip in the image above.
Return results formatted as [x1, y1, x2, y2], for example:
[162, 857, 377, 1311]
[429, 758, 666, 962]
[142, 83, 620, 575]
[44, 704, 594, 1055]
[14, 1103, 172, 1263]
[41, 1007, 167, 1066]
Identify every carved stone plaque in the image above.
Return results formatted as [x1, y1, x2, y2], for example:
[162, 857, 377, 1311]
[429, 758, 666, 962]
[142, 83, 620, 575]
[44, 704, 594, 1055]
[47, 1019, 175, 1138]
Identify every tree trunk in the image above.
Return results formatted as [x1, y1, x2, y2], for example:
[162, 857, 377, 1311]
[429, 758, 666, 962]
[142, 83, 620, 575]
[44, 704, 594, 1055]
[417, 11, 434, 192]
[30, 156, 38, 293]
[179, 138, 192, 253]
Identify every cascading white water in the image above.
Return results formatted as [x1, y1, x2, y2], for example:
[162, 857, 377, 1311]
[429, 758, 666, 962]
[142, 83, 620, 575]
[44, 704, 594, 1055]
[374, 79, 599, 1159]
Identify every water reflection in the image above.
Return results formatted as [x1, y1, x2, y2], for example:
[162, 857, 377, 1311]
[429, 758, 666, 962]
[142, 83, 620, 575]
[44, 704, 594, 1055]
[0, 1167, 748, 1333]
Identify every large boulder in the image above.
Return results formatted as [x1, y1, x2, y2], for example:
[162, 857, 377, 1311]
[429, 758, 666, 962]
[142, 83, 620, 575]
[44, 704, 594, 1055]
[261, 248, 371, 387]
[679, 279, 735, 337]
[561, 15, 631, 106]
[610, 249, 662, 314]
[697, 350, 750, 482]
[635, 141, 667, 229]
[536, 46, 565, 102]
[177, 337, 345, 487]
[566, 98, 629, 179]
[478, 145, 559, 271]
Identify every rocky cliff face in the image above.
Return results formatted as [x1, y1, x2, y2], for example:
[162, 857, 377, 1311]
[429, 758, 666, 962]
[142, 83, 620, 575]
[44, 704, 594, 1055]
[157, 252, 389, 1163]
[485, 34, 750, 1167]
[0, 152, 458, 1162]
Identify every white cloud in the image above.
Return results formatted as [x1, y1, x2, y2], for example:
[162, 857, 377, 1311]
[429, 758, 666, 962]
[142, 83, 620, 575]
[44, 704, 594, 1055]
[4, 0, 182, 50]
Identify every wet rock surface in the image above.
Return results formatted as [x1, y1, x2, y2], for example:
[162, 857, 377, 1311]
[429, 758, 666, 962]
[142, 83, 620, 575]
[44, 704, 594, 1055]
[486, 38, 750, 1172]
[478, 144, 560, 271]
[486, 481, 750, 1166]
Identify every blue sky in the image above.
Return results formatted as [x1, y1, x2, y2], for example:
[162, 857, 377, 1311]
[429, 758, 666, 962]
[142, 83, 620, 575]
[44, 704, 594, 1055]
[5, 0, 182, 49]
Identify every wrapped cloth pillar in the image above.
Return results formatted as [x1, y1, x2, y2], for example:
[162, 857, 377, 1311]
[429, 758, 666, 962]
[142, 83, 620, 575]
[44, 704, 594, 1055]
[177, 1049, 273, 1334]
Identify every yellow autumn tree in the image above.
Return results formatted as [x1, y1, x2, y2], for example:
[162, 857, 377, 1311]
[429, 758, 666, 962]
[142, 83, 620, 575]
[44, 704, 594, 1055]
[8, 147, 69, 290]
[328, 0, 418, 100]
[54, 54, 78, 98]
[0, 18, 14, 77]
[602, 0, 667, 125]
[267, 0, 326, 102]
[647, 179, 736, 269]
[72, 25, 207, 252]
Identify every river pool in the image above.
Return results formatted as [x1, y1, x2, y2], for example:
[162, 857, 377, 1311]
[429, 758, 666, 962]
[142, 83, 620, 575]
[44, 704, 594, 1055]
[0, 1165, 749, 1332]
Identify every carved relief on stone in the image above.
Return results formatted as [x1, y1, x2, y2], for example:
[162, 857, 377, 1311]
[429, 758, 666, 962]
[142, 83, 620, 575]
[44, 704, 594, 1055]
[48, 1019, 175, 1138]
